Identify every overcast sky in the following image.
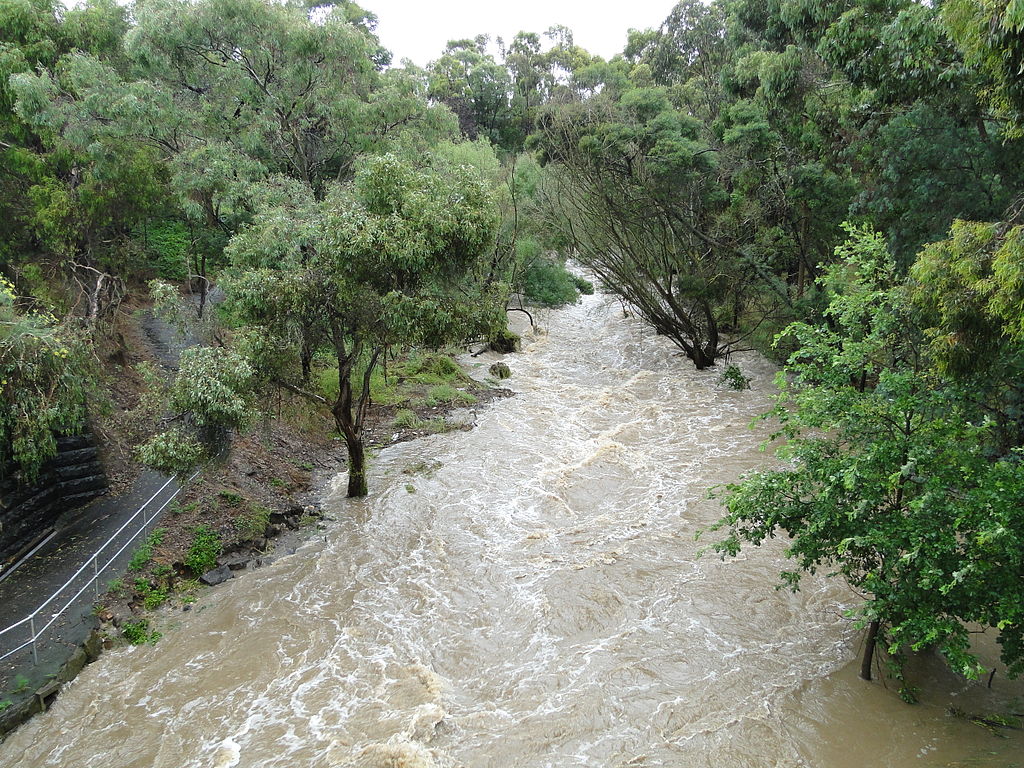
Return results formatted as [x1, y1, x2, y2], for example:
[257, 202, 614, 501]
[361, 0, 676, 67]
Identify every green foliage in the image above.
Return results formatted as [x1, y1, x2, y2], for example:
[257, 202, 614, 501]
[133, 578, 169, 610]
[127, 528, 165, 572]
[10, 675, 29, 694]
[234, 505, 270, 540]
[121, 619, 160, 645]
[0, 277, 96, 481]
[393, 408, 423, 429]
[711, 226, 1024, 682]
[183, 524, 221, 576]
[217, 489, 242, 505]
[718, 364, 751, 390]
[141, 220, 190, 281]
[424, 384, 477, 407]
[137, 427, 204, 478]
[521, 251, 584, 308]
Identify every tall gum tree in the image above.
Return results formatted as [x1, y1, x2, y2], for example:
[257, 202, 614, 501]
[225, 154, 503, 497]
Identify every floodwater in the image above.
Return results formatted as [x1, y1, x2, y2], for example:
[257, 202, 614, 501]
[2, 290, 1021, 767]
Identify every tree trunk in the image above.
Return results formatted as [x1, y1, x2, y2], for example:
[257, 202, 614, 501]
[860, 619, 880, 681]
[332, 354, 369, 498]
[345, 435, 367, 497]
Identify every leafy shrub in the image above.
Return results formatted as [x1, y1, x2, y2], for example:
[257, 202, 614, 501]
[522, 256, 583, 308]
[218, 490, 243, 505]
[398, 352, 463, 385]
[122, 619, 161, 645]
[184, 524, 221, 575]
[141, 220, 190, 281]
[393, 408, 424, 429]
[570, 274, 594, 295]
[137, 427, 204, 477]
[134, 578, 170, 610]
[718, 364, 751, 391]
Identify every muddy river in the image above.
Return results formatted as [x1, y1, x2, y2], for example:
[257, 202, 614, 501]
[1, 289, 1020, 767]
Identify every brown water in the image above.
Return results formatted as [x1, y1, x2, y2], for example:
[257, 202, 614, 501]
[2, 291, 1021, 767]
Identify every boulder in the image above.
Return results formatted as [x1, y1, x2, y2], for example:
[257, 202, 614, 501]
[489, 362, 511, 380]
[199, 565, 234, 586]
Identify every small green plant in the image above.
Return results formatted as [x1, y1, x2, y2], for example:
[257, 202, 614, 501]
[268, 476, 287, 489]
[128, 528, 166, 572]
[296, 461, 314, 471]
[134, 578, 170, 610]
[218, 490, 243, 505]
[184, 525, 222, 575]
[152, 563, 173, 579]
[718, 364, 751, 391]
[405, 483, 416, 494]
[106, 578, 126, 597]
[10, 675, 30, 694]
[235, 505, 271, 540]
[0, 699, 12, 712]
[393, 408, 424, 429]
[122, 619, 161, 646]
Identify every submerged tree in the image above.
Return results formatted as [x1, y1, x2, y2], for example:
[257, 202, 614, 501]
[711, 227, 1024, 694]
[531, 86, 764, 369]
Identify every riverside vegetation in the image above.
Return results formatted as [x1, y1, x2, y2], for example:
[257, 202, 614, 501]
[0, 0, 1022, 709]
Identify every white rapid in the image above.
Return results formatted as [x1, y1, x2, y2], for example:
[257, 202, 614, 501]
[1, 290, 1020, 767]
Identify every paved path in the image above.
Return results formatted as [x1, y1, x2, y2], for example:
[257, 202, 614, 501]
[0, 306, 196, 716]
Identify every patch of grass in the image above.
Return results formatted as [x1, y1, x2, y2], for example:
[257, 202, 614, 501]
[168, 501, 198, 517]
[10, 675, 29, 694]
[235, 505, 271, 540]
[184, 525, 222, 576]
[396, 352, 463, 385]
[268, 476, 287, 489]
[128, 528, 166, 572]
[393, 408, 425, 430]
[218, 490, 243, 505]
[295, 460, 314, 471]
[0, 700, 11, 712]
[134, 578, 170, 610]
[122, 619, 161, 646]
[424, 384, 476, 407]
[106, 578, 126, 597]
[405, 484, 416, 494]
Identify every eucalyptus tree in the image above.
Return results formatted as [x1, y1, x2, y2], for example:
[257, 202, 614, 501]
[530, 83, 776, 369]
[224, 154, 502, 497]
[12, 0, 454, 308]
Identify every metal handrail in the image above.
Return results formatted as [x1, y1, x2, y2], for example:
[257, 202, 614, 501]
[0, 471, 198, 665]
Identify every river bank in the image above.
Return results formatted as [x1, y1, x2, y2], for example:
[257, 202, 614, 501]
[0, 316, 514, 741]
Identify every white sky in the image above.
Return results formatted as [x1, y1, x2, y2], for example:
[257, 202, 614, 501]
[361, 0, 677, 67]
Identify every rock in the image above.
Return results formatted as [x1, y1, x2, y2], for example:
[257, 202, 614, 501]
[219, 553, 251, 571]
[489, 362, 511, 379]
[199, 565, 234, 586]
[489, 329, 521, 353]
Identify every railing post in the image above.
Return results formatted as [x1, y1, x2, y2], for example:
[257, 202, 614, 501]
[29, 616, 38, 666]
[93, 555, 100, 599]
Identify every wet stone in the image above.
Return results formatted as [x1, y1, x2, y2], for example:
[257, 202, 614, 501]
[199, 565, 233, 586]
